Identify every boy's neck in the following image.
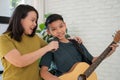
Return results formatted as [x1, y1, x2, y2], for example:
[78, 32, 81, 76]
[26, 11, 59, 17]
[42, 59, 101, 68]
[59, 38, 69, 43]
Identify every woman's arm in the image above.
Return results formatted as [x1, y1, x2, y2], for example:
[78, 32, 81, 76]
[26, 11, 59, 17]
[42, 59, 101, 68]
[4, 41, 58, 67]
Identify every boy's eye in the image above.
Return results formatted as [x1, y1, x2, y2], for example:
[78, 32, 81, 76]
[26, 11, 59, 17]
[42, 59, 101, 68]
[59, 23, 64, 28]
[51, 29, 56, 31]
[60, 25, 63, 28]
[51, 28, 56, 31]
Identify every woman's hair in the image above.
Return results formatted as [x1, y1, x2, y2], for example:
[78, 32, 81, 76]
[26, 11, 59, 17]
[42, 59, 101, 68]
[45, 14, 64, 29]
[4, 4, 39, 42]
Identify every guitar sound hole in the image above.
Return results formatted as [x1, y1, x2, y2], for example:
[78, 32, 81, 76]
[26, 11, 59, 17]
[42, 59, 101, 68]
[78, 74, 86, 80]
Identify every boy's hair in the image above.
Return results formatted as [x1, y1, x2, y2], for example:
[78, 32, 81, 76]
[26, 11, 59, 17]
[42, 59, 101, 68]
[45, 14, 64, 29]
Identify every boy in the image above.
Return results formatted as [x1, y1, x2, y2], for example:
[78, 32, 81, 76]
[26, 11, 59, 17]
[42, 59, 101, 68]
[39, 14, 118, 80]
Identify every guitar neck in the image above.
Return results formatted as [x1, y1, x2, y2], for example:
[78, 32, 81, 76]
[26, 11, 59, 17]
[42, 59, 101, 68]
[84, 41, 116, 78]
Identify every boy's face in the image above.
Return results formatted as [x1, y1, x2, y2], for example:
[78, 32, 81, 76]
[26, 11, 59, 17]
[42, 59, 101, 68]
[47, 20, 67, 40]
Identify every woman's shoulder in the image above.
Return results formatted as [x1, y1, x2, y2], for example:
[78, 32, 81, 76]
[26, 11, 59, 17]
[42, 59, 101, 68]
[34, 34, 43, 40]
[0, 33, 11, 40]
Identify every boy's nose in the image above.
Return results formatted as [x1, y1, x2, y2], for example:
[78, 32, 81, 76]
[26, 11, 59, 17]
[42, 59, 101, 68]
[57, 29, 61, 33]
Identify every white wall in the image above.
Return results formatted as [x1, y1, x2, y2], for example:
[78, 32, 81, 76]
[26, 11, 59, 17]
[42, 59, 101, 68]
[0, 0, 10, 72]
[24, 0, 45, 23]
[44, 0, 120, 80]
[0, 0, 10, 34]
[0, 0, 10, 16]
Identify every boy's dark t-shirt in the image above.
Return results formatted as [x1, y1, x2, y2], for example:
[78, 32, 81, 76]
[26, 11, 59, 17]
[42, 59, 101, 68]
[40, 41, 93, 76]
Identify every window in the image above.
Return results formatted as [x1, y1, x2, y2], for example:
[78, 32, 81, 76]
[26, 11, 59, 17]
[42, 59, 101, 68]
[10, 0, 25, 13]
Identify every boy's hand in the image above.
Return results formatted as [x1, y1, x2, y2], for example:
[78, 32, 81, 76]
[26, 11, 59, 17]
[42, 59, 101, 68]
[107, 44, 119, 57]
[46, 75, 60, 80]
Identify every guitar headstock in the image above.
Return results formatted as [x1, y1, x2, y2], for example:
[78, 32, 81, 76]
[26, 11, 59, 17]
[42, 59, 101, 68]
[114, 30, 120, 43]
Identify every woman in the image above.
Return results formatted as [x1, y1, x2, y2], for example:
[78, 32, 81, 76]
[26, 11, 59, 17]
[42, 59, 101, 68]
[0, 4, 58, 80]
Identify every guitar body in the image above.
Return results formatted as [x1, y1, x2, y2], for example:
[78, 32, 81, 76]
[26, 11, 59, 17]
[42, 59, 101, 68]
[59, 62, 97, 80]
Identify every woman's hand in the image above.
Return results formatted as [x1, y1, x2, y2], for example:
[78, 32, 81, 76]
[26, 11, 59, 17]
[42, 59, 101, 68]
[69, 36, 83, 44]
[46, 41, 59, 52]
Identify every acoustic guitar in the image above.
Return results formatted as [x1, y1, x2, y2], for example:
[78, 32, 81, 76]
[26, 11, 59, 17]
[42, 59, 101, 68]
[59, 30, 120, 80]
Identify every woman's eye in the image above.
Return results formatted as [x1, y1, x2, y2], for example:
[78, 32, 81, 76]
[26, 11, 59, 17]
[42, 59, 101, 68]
[32, 20, 35, 22]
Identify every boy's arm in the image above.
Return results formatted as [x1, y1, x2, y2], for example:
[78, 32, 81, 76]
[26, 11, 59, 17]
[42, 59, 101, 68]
[40, 66, 60, 80]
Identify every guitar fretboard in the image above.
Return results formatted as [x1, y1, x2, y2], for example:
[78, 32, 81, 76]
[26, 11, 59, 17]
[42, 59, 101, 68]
[84, 41, 116, 78]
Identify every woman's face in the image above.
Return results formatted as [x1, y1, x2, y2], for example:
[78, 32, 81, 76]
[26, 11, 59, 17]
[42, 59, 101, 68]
[21, 11, 37, 35]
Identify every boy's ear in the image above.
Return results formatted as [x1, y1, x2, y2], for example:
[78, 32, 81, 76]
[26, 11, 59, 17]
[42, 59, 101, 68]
[47, 29, 51, 35]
